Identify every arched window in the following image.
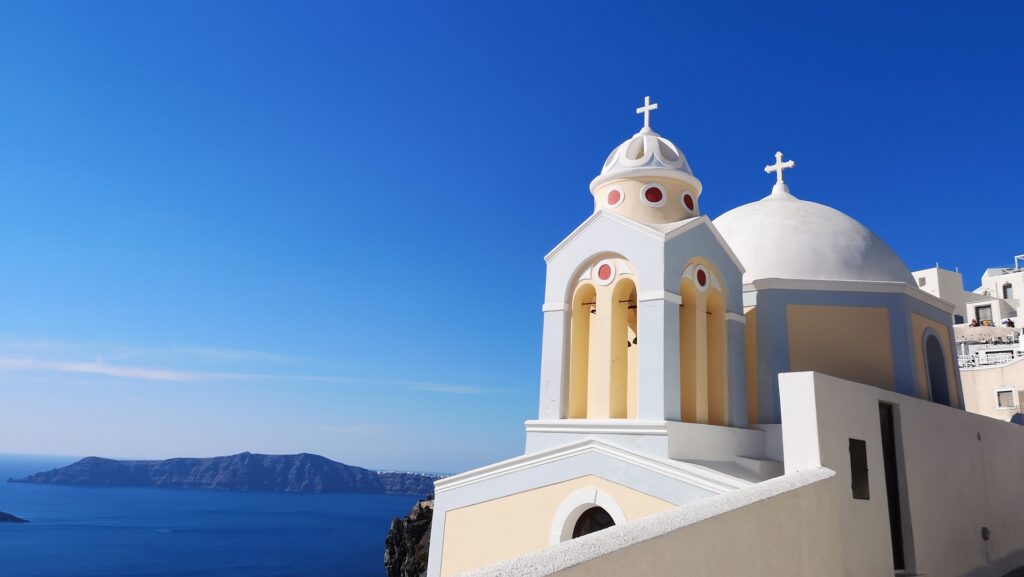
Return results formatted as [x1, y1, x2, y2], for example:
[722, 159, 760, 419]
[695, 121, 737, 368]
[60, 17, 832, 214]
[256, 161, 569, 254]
[706, 289, 727, 426]
[679, 263, 727, 425]
[572, 506, 615, 538]
[925, 334, 951, 406]
[610, 278, 637, 419]
[569, 284, 597, 418]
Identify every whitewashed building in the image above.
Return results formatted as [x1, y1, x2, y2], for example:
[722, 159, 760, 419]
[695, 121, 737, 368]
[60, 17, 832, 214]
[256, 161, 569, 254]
[428, 99, 1024, 577]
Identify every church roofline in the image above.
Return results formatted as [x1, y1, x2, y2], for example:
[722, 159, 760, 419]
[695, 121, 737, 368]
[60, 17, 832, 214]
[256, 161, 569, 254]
[433, 437, 752, 496]
[745, 277, 956, 313]
[544, 211, 745, 276]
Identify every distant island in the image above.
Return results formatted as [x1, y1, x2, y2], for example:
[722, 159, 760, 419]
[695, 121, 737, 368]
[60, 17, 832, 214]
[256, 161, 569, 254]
[9, 452, 440, 496]
[0, 511, 29, 523]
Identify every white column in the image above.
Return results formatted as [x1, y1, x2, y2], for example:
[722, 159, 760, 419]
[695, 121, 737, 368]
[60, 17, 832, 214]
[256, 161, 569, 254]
[637, 297, 680, 421]
[538, 307, 570, 419]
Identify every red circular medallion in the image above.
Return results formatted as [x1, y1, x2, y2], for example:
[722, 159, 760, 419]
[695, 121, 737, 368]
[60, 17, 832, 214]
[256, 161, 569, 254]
[597, 264, 612, 281]
[607, 189, 622, 206]
[644, 187, 663, 203]
[696, 269, 707, 287]
[683, 193, 695, 210]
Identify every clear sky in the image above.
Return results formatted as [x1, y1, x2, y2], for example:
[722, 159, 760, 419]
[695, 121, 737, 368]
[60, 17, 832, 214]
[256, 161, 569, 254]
[0, 1, 1021, 473]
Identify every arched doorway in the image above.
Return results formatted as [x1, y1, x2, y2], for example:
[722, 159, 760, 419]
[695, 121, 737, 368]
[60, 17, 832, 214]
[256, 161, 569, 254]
[925, 334, 950, 406]
[572, 506, 616, 538]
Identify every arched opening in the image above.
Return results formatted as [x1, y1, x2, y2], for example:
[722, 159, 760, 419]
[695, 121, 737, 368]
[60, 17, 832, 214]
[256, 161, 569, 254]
[569, 283, 596, 418]
[706, 288, 727, 426]
[572, 506, 616, 539]
[610, 278, 637, 419]
[679, 280, 698, 422]
[925, 335, 951, 406]
[679, 263, 728, 425]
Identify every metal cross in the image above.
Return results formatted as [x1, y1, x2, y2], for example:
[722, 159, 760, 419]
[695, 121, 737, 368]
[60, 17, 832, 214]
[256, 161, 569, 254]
[764, 151, 795, 184]
[636, 96, 659, 129]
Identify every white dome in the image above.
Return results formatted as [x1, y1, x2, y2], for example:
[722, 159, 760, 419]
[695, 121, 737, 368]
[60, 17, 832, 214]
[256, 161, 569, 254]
[713, 189, 913, 285]
[589, 127, 700, 193]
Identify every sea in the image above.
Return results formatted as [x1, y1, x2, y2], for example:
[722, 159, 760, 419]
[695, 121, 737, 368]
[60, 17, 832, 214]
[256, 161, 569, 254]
[0, 455, 423, 577]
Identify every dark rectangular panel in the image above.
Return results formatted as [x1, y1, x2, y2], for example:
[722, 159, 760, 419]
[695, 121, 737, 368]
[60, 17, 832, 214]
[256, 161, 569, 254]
[849, 438, 869, 500]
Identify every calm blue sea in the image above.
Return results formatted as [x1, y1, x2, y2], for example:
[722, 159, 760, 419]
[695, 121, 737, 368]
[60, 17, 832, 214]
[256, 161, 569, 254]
[0, 455, 421, 577]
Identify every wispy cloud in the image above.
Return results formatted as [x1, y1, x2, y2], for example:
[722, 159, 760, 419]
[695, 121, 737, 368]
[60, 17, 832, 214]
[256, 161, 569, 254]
[0, 357, 210, 382]
[0, 347, 515, 395]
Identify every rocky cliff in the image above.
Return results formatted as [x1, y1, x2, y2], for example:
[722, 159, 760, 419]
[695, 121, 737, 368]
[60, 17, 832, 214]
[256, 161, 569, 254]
[384, 498, 433, 577]
[0, 511, 28, 523]
[10, 452, 437, 496]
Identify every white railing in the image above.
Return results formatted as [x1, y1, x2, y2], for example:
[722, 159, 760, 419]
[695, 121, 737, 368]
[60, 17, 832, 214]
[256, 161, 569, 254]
[958, 351, 1024, 368]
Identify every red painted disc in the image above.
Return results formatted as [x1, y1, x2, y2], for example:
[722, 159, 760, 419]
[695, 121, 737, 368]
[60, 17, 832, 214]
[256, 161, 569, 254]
[683, 194, 695, 210]
[607, 189, 621, 206]
[597, 264, 612, 281]
[696, 269, 707, 286]
[644, 187, 663, 203]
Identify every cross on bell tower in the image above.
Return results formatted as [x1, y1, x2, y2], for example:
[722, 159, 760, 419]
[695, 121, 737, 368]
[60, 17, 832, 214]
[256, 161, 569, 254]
[636, 96, 659, 131]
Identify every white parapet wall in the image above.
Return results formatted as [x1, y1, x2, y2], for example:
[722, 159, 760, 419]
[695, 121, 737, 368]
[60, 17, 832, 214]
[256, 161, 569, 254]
[456, 372, 1024, 577]
[779, 371, 1024, 577]
[458, 467, 843, 577]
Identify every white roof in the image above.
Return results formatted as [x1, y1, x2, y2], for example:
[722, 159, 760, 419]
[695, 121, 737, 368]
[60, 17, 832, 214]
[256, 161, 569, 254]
[712, 187, 913, 286]
[590, 127, 701, 193]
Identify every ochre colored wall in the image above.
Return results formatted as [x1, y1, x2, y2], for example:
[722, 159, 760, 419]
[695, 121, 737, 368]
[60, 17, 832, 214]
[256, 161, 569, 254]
[786, 305, 894, 390]
[439, 475, 673, 577]
[910, 312, 960, 406]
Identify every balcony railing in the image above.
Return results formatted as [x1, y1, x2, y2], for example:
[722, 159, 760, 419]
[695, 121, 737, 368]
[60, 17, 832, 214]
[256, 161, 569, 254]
[958, 350, 1024, 368]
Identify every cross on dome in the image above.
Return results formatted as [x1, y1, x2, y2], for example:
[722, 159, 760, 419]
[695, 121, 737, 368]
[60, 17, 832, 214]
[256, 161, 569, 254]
[636, 96, 659, 130]
[764, 151, 795, 185]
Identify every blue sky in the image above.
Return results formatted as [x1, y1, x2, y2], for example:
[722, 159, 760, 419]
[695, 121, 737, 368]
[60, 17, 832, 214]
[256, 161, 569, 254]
[0, 1, 1021, 472]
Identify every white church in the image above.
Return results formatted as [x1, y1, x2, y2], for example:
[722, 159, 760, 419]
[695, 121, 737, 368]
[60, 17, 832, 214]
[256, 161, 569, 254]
[427, 98, 1024, 577]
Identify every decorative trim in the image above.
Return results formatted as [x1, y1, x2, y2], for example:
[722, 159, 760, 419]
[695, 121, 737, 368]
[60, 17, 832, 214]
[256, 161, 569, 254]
[434, 438, 751, 495]
[549, 487, 627, 545]
[590, 168, 703, 195]
[640, 183, 668, 208]
[746, 277, 956, 313]
[680, 191, 697, 212]
[542, 303, 569, 312]
[525, 419, 670, 436]
[605, 188, 625, 208]
[594, 260, 617, 286]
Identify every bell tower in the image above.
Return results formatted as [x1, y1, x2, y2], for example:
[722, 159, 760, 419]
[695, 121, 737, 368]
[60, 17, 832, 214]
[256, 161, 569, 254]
[527, 98, 748, 457]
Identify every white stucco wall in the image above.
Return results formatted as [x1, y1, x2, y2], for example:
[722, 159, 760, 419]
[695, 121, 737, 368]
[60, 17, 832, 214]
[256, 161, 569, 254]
[780, 371, 1024, 577]
[459, 468, 843, 577]
[455, 373, 1024, 577]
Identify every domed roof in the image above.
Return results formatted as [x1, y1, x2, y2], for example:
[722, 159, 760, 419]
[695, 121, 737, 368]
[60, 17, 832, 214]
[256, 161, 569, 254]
[590, 127, 702, 193]
[713, 186, 913, 286]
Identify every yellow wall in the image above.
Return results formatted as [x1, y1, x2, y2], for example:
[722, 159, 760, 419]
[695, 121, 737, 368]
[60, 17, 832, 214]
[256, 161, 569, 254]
[567, 259, 638, 419]
[786, 305, 895, 390]
[744, 306, 758, 425]
[910, 312, 960, 406]
[439, 475, 674, 577]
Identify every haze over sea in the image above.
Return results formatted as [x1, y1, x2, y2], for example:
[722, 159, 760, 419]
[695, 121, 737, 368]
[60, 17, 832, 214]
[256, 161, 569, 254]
[0, 455, 420, 577]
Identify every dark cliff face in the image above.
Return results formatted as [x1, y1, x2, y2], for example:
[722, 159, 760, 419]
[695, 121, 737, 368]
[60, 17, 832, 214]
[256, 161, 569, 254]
[384, 499, 433, 577]
[0, 511, 29, 523]
[10, 452, 437, 496]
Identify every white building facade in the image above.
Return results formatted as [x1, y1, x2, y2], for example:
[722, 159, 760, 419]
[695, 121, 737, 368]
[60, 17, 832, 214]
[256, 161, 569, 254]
[428, 99, 1023, 577]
